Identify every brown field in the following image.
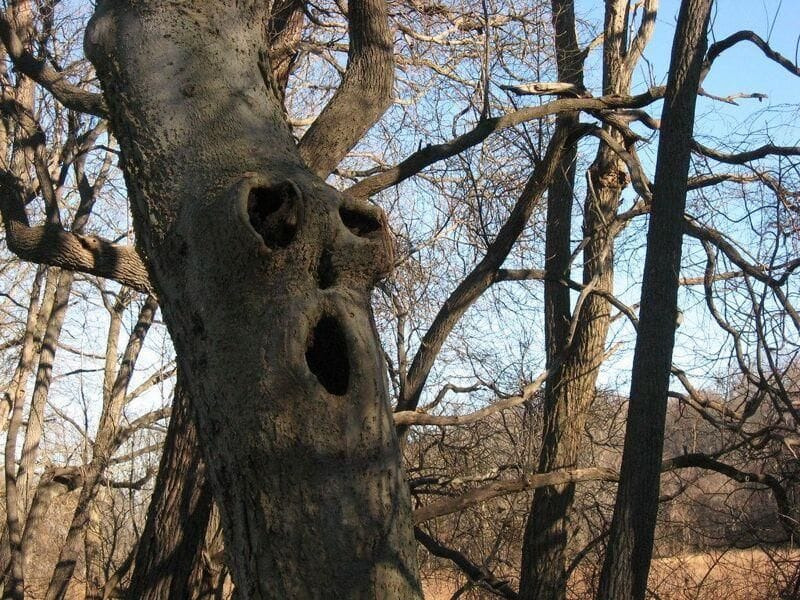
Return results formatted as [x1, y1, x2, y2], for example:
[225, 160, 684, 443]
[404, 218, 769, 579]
[422, 548, 800, 599]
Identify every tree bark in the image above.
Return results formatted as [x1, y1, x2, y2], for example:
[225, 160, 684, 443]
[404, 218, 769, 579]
[84, 1, 420, 597]
[596, 2, 712, 599]
[519, 2, 583, 597]
[520, 3, 658, 598]
[126, 377, 213, 600]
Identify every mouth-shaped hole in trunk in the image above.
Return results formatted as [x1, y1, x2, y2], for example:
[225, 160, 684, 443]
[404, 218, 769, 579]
[305, 316, 349, 395]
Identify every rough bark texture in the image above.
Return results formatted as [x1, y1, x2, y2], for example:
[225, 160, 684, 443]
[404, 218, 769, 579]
[127, 378, 213, 600]
[520, 3, 657, 598]
[596, 1, 712, 599]
[84, 2, 420, 598]
[297, 0, 394, 177]
[519, 2, 583, 598]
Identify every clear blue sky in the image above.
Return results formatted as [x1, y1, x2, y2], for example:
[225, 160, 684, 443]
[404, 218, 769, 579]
[575, 0, 800, 124]
[571, 1, 800, 389]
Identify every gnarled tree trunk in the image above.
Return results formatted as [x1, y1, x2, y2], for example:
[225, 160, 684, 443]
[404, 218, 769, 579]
[84, 1, 421, 597]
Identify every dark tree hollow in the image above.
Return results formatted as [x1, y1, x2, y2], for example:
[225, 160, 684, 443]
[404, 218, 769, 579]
[340, 206, 382, 238]
[305, 315, 350, 395]
[247, 183, 299, 248]
[316, 249, 336, 290]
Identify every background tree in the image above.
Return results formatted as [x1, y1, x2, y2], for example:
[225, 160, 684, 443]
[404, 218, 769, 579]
[597, 1, 713, 598]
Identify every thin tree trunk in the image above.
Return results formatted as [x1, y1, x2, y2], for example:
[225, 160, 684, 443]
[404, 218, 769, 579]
[84, 487, 107, 600]
[1, 6, 40, 591]
[83, 293, 129, 600]
[0, 266, 45, 433]
[126, 377, 213, 600]
[2, 271, 43, 600]
[46, 296, 158, 600]
[0, 266, 45, 592]
[521, 2, 658, 597]
[16, 270, 74, 507]
[596, 2, 712, 598]
[519, 2, 583, 597]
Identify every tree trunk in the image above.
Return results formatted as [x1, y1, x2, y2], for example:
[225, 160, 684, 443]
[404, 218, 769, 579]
[84, 2, 420, 598]
[519, 2, 583, 598]
[521, 2, 653, 597]
[596, 1, 712, 599]
[16, 270, 74, 507]
[126, 377, 213, 600]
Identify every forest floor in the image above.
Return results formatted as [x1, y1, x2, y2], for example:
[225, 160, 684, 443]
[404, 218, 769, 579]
[421, 547, 800, 599]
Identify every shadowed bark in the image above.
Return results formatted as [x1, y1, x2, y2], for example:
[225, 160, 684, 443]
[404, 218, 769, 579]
[126, 378, 213, 600]
[597, 1, 713, 598]
[519, 1, 584, 597]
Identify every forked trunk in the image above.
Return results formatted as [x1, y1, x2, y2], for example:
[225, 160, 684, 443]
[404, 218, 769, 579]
[84, 2, 421, 598]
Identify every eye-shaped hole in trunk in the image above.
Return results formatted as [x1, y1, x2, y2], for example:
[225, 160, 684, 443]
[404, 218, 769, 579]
[305, 316, 349, 396]
[247, 183, 300, 248]
[339, 206, 382, 239]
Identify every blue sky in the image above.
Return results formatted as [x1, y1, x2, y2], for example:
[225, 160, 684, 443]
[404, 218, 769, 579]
[566, 1, 800, 389]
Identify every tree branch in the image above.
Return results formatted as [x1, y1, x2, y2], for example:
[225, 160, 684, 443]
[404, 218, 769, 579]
[413, 467, 618, 523]
[703, 30, 800, 81]
[267, 0, 306, 99]
[662, 453, 796, 537]
[692, 140, 800, 165]
[0, 10, 106, 116]
[397, 124, 592, 414]
[395, 369, 549, 427]
[346, 88, 666, 200]
[298, 0, 394, 177]
[413, 528, 519, 599]
[0, 173, 152, 293]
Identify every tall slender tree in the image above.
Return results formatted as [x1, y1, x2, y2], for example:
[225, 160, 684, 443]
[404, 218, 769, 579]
[597, 1, 714, 598]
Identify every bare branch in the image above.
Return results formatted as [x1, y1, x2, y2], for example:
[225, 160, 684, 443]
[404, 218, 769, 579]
[683, 216, 789, 286]
[346, 88, 666, 200]
[111, 407, 171, 451]
[267, 0, 306, 99]
[623, 0, 659, 75]
[692, 140, 800, 165]
[397, 125, 593, 413]
[395, 369, 549, 427]
[0, 10, 106, 116]
[662, 453, 795, 536]
[500, 81, 587, 97]
[703, 30, 800, 81]
[413, 528, 519, 599]
[298, 0, 394, 177]
[413, 467, 618, 523]
[0, 173, 152, 293]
